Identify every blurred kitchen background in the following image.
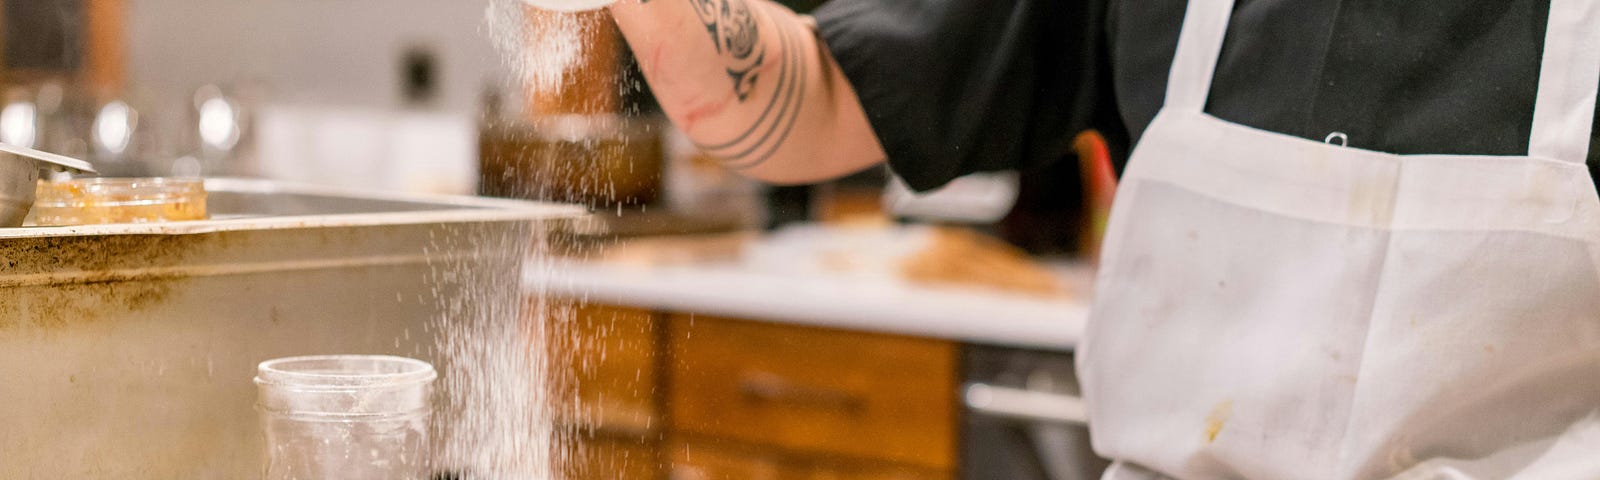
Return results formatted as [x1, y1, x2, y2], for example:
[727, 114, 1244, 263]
[5, 0, 1113, 478]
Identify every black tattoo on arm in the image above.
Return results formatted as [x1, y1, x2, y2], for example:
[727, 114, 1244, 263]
[691, 0, 765, 101]
[688, 0, 807, 170]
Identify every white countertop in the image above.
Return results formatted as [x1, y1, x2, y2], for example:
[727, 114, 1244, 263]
[525, 257, 1089, 351]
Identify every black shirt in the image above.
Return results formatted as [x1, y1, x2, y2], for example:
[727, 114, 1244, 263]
[814, 0, 1598, 192]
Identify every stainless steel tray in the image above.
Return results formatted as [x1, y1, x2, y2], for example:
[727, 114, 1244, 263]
[2, 177, 584, 237]
[0, 178, 584, 477]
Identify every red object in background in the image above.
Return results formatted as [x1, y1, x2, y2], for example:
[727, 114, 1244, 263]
[1074, 130, 1117, 261]
[997, 129, 1118, 258]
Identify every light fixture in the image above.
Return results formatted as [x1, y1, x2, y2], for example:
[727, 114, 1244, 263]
[0, 102, 38, 148]
[198, 95, 241, 151]
[93, 100, 136, 155]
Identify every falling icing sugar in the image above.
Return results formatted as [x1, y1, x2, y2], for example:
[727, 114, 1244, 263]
[426, 222, 580, 479]
[425, 1, 643, 477]
[486, 0, 587, 97]
[422, 2, 608, 478]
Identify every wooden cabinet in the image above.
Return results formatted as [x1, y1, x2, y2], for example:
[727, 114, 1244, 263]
[568, 434, 661, 480]
[549, 303, 960, 480]
[561, 302, 661, 435]
[555, 302, 664, 480]
[668, 314, 958, 472]
[667, 440, 786, 480]
[666, 440, 943, 480]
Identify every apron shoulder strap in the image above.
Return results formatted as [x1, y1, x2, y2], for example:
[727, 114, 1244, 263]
[1162, 0, 1236, 114]
[1528, 0, 1600, 164]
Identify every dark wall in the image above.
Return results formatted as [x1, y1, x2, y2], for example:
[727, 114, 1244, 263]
[4, 0, 84, 73]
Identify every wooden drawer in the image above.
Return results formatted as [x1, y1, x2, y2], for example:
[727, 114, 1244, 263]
[667, 439, 785, 480]
[666, 440, 946, 480]
[552, 302, 661, 435]
[565, 433, 661, 480]
[667, 315, 958, 469]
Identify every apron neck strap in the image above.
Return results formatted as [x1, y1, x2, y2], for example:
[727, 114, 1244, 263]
[1163, 0, 1236, 114]
[1528, 0, 1600, 164]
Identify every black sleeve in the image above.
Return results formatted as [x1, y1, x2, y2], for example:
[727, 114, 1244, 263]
[813, 0, 1119, 192]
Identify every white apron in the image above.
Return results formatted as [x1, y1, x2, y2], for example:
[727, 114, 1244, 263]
[1078, 0, 1600, 478]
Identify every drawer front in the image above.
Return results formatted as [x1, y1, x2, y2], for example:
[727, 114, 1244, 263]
[552, 301, 660, 435]
[667, 440, 947, 480]
[567, 433, 661, 480]
[668, 440, 786, 480]
[667, 315, 958, 469]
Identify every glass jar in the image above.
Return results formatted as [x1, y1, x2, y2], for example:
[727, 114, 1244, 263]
[255, 355, 436, 480]
[30, 177, 207, 225]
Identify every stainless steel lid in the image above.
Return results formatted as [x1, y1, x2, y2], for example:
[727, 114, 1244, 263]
[0, 142, 96, 226]
[0, 142, 96, 173]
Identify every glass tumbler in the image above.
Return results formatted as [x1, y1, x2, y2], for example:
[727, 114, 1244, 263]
[255, 355, 436, 480]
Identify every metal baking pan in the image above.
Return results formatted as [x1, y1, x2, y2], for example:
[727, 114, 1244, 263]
[0, 178, 584, 477]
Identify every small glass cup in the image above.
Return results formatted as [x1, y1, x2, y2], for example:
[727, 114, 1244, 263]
[255, 355, 436, 480]
[31, 177, 207, 225]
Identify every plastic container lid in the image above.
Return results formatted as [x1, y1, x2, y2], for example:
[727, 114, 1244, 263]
[255, 355, 436, 417]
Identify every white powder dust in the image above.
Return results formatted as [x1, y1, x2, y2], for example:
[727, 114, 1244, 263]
[426, 222, 581, 479]
[424, 2, 632, 478]
[486, 0, 588, 98]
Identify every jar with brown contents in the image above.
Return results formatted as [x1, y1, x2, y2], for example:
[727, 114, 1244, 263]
[30, 178, 208, 226]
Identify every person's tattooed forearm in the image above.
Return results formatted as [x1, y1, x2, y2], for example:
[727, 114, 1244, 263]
[691, 0, 765, 101]
[691, 6, 806, 170]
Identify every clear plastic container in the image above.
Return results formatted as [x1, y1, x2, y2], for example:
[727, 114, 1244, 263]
[30, 177, 207, 225]
[255, 355, 436, 480]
